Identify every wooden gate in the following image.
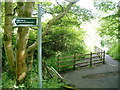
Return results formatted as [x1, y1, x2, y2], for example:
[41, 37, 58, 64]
[57, 46, 105, 72]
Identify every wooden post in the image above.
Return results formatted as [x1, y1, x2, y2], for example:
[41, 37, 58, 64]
[73, 54, 76, 70]
[95, 46, 97, 52]
[57, 56, 60, 73]
[98, 52, 100, 59]
[101, 51, 103, 59]
[90, 52, 92, 67]
[100, 51, 102, 59]
[103, 51, 105, 64]
[101, 51, 102, 60]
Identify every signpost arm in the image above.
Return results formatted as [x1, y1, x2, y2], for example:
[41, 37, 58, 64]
[38, 4, 42, 88]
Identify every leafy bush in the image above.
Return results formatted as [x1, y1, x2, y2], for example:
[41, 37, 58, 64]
[2, 71, 16, 88]
[42, 25, 87, 58]
[43, 77, 64, 88]
[2, 64, 39, 88]
[108, 42, 120, 61]
[2, 57, 64, 88]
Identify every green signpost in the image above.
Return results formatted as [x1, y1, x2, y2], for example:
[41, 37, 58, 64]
[12, 4, 43, 88]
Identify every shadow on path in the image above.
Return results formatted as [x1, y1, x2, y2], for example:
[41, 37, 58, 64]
[63, 54, 120, 88]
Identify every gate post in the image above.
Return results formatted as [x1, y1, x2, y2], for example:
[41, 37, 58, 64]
[90, 52, 92, 67]
[57, 56, 60, 73]
[73, 54, 76, 70]
[103, 51, 105, 64]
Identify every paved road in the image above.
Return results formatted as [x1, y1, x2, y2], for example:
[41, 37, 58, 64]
[63, 55, 120, 88]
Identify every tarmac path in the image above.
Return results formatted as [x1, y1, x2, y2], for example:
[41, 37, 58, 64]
[63, 55, 120, 88]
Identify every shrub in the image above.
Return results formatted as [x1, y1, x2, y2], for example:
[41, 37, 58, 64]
[108, 42, 120, 61]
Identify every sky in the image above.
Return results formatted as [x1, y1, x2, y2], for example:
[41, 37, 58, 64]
[56, 0, 95, 10]
[82, 20, 102, 52]
[1, 0, 96, 11]
[77, 0, 95, 10]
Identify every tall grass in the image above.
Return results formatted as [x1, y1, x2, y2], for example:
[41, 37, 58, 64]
[2, 58, 64, 88]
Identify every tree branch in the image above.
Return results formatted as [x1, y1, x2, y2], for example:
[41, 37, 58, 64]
[55, 0, 63, 12]
[27, 2, 75, 54]
[42, 2, 75, 37]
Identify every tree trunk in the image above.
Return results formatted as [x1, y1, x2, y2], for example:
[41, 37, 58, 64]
[16, 2, 35, 81]
[4, 2, 15, 71]
[16, 27, 29, 81]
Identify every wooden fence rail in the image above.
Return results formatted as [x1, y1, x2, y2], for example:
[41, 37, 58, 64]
[57, 46, 105, 72]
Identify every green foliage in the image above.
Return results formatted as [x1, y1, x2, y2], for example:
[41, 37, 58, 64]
[2, 64, 64, 88]
[0, 2, 4, 29]
[95, 0, 119, 61]
[42, 10, 87, 58]
[43, 25, 87, 58]
[98, 14, 118, 40]
[2, 57, 64, 88]
[28, 29, 37, 48]
[28, 2, 91, 59]
[0, 3, 2, 27]
[2, 51, 63, 88]
[0, 80, 1, 88]
[2, 61, 39, 88]
[45, 51, 89, 72]
[2, 1, 93, 88]
[2, 71, 16, 88]
[45, 52, 74, 71]
[71, 5, 94, 22]
[43, 77, 64, 88]
[94, 0, 117, 13]
[108, 42, 120, 60]
[95, 0, 118, 43]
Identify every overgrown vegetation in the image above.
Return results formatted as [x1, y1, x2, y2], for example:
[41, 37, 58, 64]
[1, 0, 119, 88]
[107, 43, 120, 61]
[1, 1, 90, 88]
[2, 57, 64, 88]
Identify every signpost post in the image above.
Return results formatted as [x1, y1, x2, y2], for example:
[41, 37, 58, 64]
[38, 4, 42, 88]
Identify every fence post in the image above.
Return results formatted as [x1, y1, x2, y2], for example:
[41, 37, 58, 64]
[100, 51, 101, 59]
[103, 51, 105, 64]
[98, 51, 100, 58]
[90, 52, 92, 67]
[101, 51, 102, 59]
[73, 54, 76, 70]
[57, 56, 60, 73]
[95, 46, 96, 52]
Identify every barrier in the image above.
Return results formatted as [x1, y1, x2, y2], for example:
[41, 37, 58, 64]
[57, 46, 105, 72]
